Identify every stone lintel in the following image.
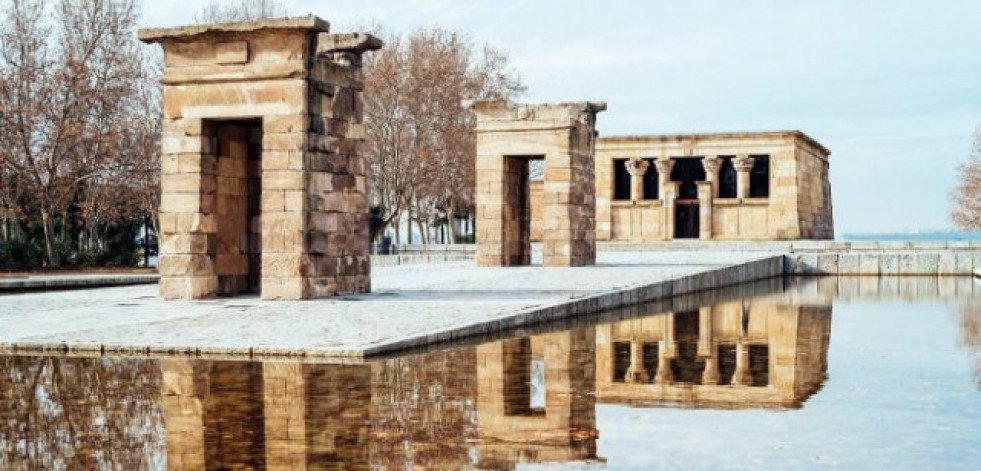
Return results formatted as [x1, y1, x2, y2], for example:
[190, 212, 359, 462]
[597, 130, 830, 158]
[466, 100, 607, 131]
[316, 32, 383, 55]
[138, 15, 330, 44]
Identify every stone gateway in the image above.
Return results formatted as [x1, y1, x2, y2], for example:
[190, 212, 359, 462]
[140, 16, 380, 300]
[470, 101, 606, 267]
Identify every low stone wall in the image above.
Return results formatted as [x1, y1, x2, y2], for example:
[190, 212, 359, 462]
[371, 254, 473, 267]
[392, 244, 476, 255]
[391, 241, 981, 275]
[785, 242, 981, 276]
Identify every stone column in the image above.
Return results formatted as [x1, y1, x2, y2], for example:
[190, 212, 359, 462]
[263, 363, 307, 470]
[624, 338, 649, 383]
[701, 156, 722, 198]
[653, 339, 675, 385]
[698, 306, 718, 384]
[654, 159, 676, 240]
[654, 313, 676, 385]
[654, 158, 675, 199]
[734, 154, 755, 199]
[697, 182, 713, 240]
[702, 357, 720, 385]
[732, 341, 752, 386]
[625, 158, 650, 202]
[161, 360, 206, 470]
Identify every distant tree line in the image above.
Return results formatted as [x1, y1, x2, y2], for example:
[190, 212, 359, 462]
[951, 127, 981, 231]
[0, 0, 160, 269]
[0, 0, 522, 269]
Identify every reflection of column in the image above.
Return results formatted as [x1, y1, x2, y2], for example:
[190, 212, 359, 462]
[625, 159, 650, 202]
[624, 338, 649, 383]
[161, 359, 206, 471]
[734, 155, 754, 199]
[653, 340, 674, 385]
[732, 341, 751, 386]
[654, 313, 675, 384]
[263, 363, 307, 471]
[703, 357, 720, 385]
[697, 181, 713, 240]
[701, 156, 722, 197]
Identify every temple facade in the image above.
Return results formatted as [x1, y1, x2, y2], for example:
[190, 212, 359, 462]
[532, 130, 833, 242]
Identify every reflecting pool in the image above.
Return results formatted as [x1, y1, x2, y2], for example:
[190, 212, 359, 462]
[1, 277, 979, 470]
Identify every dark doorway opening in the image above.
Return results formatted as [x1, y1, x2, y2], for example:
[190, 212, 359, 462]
[642, 158, 659, 200]
[749, 155, 770, 198]
[718, 156, 737, 198]
[675, 202, 700, 239]
[612, 158, 631, 201]
[670, 157, 706, 200]
[504, 156, 543, 266]
[207, 119, 262, 295]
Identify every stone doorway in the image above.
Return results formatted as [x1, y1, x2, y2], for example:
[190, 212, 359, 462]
[209, 119, 263, 295]
[502, 156, 542, 265]
[675, 202, 700, 239]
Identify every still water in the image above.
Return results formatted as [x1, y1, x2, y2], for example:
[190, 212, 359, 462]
[1, 277, 979, 470]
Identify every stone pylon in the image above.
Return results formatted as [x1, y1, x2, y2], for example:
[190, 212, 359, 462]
[469, 101, 606, 267]
[139, 16, 380, 300]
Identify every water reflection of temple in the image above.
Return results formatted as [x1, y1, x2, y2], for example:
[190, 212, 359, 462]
[159, 328, 600, 470]
[596, 300, 831, 408]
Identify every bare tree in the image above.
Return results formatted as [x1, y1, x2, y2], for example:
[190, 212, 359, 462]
[951, 127, 981, 231]
[363, 27, 524, 244]
[195, 0, 287, 23]
[0, 0, 146, 266]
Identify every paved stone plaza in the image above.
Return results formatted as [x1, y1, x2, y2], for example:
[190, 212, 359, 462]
[0, 251, 781, 359]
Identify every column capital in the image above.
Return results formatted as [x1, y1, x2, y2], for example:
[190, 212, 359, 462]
[734, 154, 755, 172]
[701, 156, 722, 174]
[624, 158, 650, 177]
[653, 158, 675, 174]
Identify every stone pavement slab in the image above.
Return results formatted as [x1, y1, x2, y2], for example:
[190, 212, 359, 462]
[0, 251, 783, 359]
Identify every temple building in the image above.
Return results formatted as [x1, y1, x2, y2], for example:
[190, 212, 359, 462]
[531, 130, 833, 241]
[595, 299, 832, 409]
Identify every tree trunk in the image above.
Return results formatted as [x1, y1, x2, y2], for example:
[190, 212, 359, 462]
[40, 209, 61, 267]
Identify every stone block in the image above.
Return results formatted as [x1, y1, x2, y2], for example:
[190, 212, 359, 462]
[879, 254, 899, 275]
[817, 254, 839, 275]
[159, 276, 218, 300]
[914, 253, 940, 275]
[898, 253, 918, 274]
[859, 255, 880, 275]
[937, 253, 957, 275]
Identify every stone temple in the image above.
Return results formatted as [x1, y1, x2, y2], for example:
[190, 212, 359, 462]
[139, 16, 379, 300]
[531, 131, 833, 242]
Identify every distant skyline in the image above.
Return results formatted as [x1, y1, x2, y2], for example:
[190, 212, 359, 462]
[138, 0, 981, 234]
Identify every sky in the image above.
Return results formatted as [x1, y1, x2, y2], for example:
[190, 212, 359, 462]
[138, 0, 981, 234]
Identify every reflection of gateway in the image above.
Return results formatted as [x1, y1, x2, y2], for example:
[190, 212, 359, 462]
[474, 328, 602, 468]
[596, 300, 831, 409]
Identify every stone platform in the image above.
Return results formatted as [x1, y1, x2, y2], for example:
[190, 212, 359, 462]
[0, 252, 781, 359]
